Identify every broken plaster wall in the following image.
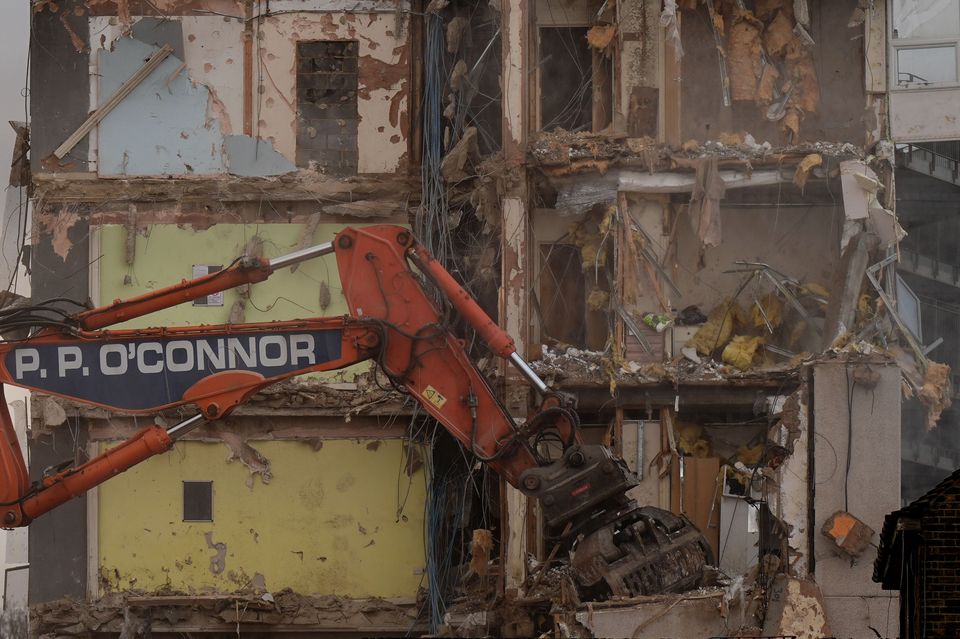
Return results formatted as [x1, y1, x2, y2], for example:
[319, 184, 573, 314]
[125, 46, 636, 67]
[812, 360, 899, 638]
[90, 16, 294, 177]
[94, 438, 427, 597]
[672, 203, 842, 316]
[257, 11, 410, 174]
[774, 388, 810, 578]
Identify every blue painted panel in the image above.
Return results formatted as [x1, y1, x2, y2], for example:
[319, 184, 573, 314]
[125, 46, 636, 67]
[98, 38, 225, 175]
[6, 330, 343, 411]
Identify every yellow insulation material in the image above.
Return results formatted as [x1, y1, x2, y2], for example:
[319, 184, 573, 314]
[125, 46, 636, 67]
[722, 335, 765, 370]
[688, 299, 745, 355]
[677, 423, 711, 458]
[752, 293, 784, 331]
[919, 361, 953, 430]
[587, 289, 610, 311]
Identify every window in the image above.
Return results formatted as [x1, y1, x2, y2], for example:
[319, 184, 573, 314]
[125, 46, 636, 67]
[538, 27, 612, 132]
[537, 243, 609, 350]
[183, 481, 213, 522]
[296, 41, 359, 174]
[892, 1, 960, 87]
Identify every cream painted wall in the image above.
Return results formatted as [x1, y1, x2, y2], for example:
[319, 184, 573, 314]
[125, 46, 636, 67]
[256, 12, 409, 173]
[97, 439, 427, 597]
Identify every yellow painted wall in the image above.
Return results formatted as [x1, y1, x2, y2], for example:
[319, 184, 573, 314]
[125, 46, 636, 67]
[97, 222, 371, 379]
[97, 438, 428, 597]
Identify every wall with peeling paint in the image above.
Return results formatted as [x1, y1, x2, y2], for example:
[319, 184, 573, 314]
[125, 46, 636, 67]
[96, 439, 427, 597]
[257, 12, 410, 173]
[89, 15, 294, 177]
[96, 222, 373, 379]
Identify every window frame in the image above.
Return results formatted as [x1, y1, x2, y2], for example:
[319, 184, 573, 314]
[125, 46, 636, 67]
[182, 480, 214, 522]
[890, 2, 960, 90]
[534, 25, 615, 133]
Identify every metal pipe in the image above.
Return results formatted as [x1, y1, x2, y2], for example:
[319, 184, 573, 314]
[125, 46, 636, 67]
[165, 414, 207, 440]
[509, 352, 550, 395]
[268, 242, 335, 270]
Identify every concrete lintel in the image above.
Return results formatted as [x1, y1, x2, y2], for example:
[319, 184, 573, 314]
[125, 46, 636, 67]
[568, 381, 799, 412]
[618, 169, 787, 193]
[253, 0, 411, 15]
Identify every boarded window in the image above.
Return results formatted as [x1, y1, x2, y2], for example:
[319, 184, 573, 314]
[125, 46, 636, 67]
[538, 27, 612, 132]
[183, 481, 213, 521]
[296, 41, 359, 175]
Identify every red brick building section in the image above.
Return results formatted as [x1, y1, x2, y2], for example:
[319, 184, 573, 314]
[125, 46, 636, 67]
[875, 467, 960, 638]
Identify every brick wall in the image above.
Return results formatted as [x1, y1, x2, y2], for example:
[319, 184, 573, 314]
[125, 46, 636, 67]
[921, 492, 960, 637]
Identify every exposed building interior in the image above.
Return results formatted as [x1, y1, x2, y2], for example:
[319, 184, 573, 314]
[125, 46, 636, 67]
[0, 0, 955, 637]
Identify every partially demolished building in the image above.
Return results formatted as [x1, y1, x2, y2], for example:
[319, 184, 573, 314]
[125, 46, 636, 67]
[11, 0, 958, 637]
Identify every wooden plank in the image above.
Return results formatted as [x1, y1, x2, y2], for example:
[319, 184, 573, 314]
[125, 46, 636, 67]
[53, 44, 174, 160]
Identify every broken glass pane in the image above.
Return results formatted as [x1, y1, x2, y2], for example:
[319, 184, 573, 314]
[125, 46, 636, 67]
[893, 0, 960, 39]
[897, 46, 957, 85]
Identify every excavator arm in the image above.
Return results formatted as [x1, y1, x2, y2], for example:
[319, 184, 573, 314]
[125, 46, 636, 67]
[0, 225, 711, 597]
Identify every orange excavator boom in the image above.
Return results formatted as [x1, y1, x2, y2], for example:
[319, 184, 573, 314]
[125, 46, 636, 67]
[0, 225, 711, 598]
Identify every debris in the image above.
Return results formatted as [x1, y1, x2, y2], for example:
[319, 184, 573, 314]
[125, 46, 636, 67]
[848, 6, 866, 27]
[762, 575, 831, 638]
[124, 204, 137, 266]
[727, 12, 764, 103]
[318, 281, 332, 312]
[792, 153, 822, 191]
[821, 510, 874, 557]
[215, 426, 273, 488]
[449, 59, 468, 92]
[919, 361, 952, 430]
[688, 157, 726, 256]
[227, 299, 246, 325]
[660, 0, 683, 60]
[643, 313, 672, 333]
[586, 25, 617, 51]
[781, 108, 802, 143]
[717, 132, 743, 146]
[689, 299, 744, 356]
[289, 212, 323, 273]
[446, 17, 470, 55]
[784, 37, 820, 114]
[763, 10, 794, 57]
[868, 206, 907, 248]
[722, 335, 764, 370]
[681, 346, 702, 364]
[676, 305, 707, 326]
[754, 0, 794, 21]
[793, 0, 811, 27]
[40, 396, 67, 427]
[586, 289, 610, 311]
[469, 529, 493, 577]
[440, 127, 479, 183]
[757, 62, 781, 104]
[752, 292, 784, 331]
[840, 160, 879, 220]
